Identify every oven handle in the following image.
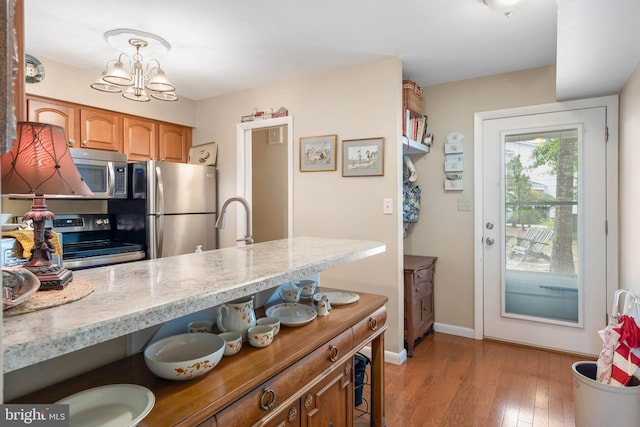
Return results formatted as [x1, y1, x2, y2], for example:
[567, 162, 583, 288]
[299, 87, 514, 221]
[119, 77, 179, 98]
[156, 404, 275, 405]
[155, 165, 165, 258]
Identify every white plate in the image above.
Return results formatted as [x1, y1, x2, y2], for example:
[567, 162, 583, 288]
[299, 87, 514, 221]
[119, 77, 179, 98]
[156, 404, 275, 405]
[313, 291, 360, 306]
[1, 224, 20, 231]
[266, 303, 317, 327]
[56, 384, 155, 427]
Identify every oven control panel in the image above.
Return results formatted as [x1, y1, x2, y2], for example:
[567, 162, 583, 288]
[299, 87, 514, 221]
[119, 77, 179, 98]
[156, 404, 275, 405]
[52, 215, 112, 233]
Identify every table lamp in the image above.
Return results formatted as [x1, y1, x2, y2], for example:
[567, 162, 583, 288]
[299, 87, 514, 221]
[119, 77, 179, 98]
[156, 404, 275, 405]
[1, 122, 93, 289]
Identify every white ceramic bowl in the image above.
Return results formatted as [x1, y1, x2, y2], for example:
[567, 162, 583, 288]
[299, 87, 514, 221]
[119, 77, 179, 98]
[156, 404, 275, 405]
[187, 320, 213, 333]
[218, 331, 243, 356]
[247, 325, 274, 348]
[144, 333, 224, 380]
[257, 316, 281, 336]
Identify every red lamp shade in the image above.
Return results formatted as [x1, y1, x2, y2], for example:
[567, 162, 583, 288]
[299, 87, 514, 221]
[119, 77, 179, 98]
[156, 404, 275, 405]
[1, 122, 93, 290]
[1, 122, 92, 197]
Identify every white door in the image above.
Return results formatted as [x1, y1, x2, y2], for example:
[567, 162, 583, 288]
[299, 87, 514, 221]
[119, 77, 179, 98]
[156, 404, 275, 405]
[478, 100, 616, 355]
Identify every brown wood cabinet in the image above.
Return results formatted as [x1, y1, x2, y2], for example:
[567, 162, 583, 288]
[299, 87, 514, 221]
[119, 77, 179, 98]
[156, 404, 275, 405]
[404, 255, 437, 357]
[13, 292, 388, 427]
[26, 95, 191, 161]
[124, 116, 157, 161]
[159, 122, 191, 162]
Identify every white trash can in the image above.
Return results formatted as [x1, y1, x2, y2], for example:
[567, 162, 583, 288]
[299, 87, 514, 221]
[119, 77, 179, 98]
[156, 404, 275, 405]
[572, 361, 640, 427]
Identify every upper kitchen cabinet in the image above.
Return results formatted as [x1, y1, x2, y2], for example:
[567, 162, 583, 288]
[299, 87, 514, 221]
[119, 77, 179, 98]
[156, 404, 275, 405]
[159, 123, 191, 163]
[26, 96, 122, 152]
[27, 97, 78, 145]
[80, 107, 122, 152]
[26, 95, 191, 162]
[124, 116, 157, 161]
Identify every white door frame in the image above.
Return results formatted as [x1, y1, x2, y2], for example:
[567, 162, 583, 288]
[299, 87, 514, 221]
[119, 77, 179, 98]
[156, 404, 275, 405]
[473, 96, 619, 341]
[236, 116, 294, 241]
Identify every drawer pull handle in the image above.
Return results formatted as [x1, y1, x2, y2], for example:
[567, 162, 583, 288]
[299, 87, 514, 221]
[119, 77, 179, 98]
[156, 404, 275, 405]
[260, 387, 276, 411]
[329, 345, 339, 362]
[369, 317, 379, 331]
[288, 406, 298, 422]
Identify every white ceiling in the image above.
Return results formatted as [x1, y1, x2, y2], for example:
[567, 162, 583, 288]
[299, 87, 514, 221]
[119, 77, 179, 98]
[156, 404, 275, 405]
[22, 0, 638, 102]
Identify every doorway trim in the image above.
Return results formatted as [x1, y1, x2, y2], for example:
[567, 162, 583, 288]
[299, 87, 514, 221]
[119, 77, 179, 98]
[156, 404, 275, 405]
[236, 116, 294, 241]
[473, 96, 619, 341]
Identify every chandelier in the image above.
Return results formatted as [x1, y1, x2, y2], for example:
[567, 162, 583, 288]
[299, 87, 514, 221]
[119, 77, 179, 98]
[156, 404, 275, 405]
[91, 29, 177, 102]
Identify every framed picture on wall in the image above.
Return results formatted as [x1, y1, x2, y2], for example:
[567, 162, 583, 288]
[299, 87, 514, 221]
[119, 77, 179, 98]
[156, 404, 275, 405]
[342, 137, 384, 177]
[300, 134, 337, 172]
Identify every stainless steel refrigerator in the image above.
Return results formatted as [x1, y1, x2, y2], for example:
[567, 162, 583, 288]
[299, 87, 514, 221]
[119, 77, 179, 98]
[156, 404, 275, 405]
[125, 160, 217, 258]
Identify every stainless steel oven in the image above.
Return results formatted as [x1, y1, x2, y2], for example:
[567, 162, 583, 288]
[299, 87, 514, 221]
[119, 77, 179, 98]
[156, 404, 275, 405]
[70, 148, 128, 199]
[52, 214, 145, 269]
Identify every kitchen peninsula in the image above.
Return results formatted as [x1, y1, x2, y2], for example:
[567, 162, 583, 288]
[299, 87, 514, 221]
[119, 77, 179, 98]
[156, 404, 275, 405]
[4, 237, 385, 372]
[7, 237, 388, 426]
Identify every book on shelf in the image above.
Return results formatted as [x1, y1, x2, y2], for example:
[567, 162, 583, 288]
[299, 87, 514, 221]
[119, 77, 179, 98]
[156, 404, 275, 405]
[403, 110, 428, 143]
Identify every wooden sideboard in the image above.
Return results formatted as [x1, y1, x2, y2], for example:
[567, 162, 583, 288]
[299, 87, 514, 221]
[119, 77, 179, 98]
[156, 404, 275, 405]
[12, 292, 388, 427]
[403, 255, 437, 357]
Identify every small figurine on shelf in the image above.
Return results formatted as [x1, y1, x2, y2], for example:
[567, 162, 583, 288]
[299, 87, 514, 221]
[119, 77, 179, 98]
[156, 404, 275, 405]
[316, 294, 331, 316]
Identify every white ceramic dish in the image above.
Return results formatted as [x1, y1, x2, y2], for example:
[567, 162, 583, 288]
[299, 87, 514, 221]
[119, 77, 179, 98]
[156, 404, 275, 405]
[55, 384, 155, 427]
[1, 223, 20, 231]
[313, 291, 360, 306]
[266, 303, 317, 327]
[144, 333, 224, 380]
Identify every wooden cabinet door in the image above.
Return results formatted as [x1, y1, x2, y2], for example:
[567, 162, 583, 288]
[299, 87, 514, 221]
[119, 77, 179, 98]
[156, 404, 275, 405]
[26, 97, 78, 144]
[124, 116, 157, 161]
[159, 123, 191, 162]
[302, 360, 353, 427]
[79, 108, 122, 152]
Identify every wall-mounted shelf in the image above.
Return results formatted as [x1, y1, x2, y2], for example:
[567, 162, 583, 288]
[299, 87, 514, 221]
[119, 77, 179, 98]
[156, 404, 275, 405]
[401, 135, 430, 156]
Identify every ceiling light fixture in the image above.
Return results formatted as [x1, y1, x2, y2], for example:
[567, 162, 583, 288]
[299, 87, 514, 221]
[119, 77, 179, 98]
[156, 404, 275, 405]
[91, 29, 177, 102]
[482, 0, 528, 18]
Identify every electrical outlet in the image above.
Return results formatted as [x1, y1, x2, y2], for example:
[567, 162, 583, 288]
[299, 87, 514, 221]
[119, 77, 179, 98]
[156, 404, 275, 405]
[383, 198, 393, 214]
[457, 198, 472, 211]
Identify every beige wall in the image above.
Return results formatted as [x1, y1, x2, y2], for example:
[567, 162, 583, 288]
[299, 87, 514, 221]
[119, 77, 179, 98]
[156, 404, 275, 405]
[404, 65, 558, 331]
[619, 64, 640, 297]
[24, 57, 196, 126]
[194, 57, 405, 356]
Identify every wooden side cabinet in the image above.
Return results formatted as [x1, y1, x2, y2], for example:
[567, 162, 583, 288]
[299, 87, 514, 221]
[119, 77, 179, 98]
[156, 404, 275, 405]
[404, 255, 437, 357]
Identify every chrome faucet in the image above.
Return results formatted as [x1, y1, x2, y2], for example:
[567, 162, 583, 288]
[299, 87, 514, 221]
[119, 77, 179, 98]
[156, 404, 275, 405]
[215, 196, 254, 244]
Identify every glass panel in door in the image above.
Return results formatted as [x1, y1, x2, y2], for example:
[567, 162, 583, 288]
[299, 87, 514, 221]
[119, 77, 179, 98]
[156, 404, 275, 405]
[503, 129, 579, 323]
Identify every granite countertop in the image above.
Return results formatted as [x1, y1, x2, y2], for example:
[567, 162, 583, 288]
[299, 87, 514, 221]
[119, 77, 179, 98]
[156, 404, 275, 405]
[3, 237, 385, 373]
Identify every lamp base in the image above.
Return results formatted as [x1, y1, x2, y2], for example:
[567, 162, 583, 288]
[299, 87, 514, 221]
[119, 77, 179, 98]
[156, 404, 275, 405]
[25, 263, 73, 290]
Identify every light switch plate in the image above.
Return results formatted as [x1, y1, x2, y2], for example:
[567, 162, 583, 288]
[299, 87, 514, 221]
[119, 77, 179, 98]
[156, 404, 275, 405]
[383, 198, 393, 214]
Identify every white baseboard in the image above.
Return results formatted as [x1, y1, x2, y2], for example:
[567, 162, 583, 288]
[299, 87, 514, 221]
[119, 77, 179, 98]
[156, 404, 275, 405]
[433, 322, 475, 339]
[357, 323, 476, 366]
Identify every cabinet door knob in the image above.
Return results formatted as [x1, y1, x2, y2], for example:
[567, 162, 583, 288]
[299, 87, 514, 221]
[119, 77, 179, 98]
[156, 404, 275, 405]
[81, 140, 88, 147]
[260, 387, 276, 411]
[68, 138, 75, 146]
[304, 393, 313, 410]
[287, 406, 297, 422]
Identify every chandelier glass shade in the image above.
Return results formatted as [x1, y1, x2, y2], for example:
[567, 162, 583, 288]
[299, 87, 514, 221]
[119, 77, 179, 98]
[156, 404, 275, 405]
[91, 37, 178, 102]
[482, 0, 528, 18]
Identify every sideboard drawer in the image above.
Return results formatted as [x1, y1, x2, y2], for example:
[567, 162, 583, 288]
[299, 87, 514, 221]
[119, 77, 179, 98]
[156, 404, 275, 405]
[215, 328, 353, 426]
[352, 306, 387, 346]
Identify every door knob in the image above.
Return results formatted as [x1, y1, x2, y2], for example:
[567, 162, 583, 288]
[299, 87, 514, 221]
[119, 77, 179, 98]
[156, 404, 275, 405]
[485, 237, 495, 246]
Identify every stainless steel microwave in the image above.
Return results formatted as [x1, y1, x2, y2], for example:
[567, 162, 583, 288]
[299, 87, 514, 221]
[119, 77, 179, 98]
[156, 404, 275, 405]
[69, 148, 127, 199]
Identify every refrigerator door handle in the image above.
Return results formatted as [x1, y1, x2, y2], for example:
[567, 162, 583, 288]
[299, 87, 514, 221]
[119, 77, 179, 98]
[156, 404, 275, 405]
[155, 165, 165, 257]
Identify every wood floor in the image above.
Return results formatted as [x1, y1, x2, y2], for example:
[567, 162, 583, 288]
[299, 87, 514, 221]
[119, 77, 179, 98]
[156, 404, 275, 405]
[380, 333, 586, 427]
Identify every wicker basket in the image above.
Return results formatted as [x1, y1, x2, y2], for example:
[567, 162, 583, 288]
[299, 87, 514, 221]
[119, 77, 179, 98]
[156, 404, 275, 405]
[402, 80, 423, 115]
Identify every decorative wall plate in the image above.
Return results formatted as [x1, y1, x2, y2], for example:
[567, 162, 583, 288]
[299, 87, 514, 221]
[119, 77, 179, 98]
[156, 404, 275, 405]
[188, 142, 218, 166]
[25, 54, 45, 83]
